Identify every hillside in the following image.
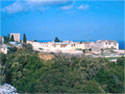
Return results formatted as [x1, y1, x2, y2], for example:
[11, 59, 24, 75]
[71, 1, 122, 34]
[0, 45, 124, 93]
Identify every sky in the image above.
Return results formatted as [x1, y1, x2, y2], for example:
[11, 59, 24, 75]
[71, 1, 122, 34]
[0, 0, 124, 41]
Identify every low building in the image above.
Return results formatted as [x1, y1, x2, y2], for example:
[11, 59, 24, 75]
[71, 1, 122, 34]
[0, 44, 10, 54]
[84, 42, 96, 50]
[9, 41, 22, 48]
[96, 40, 119, 50]
[9, 33, 20, 42]
[27, 41, 85, 54]
[0, 36, 4, 44]
[84, 40, 119, 51]
[27, 40, 119, 54]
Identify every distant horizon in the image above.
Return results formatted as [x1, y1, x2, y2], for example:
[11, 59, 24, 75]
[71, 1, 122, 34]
[37, 39, 125, 41]
[1, 34, 124, 41]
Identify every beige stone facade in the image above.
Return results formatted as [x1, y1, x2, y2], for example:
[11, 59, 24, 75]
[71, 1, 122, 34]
[27, 41, 85, 54]
[96, 40, 119, 49]
[27, 40, 119, 54]
[84, 40, 119, 51]
[10, 33, 20, 42]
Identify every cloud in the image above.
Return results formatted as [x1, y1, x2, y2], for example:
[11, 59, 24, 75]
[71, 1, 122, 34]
[78, 4, 89, 10]
[61, 5, 73, 10]
[2, 0, 90, 14]
[2, 1, 25, 14]
[2, 0, 73, 14]
[26, 0, 72, 6]
[60, 1, 75, 10]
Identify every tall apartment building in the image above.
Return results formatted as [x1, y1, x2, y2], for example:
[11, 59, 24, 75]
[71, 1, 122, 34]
[10, 33, 20, 42]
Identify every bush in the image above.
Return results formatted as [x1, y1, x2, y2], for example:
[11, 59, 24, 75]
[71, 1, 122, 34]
[22, 43, 33, 51]
[1, 50, 124, 93]
[117, 56, 125, 66]
[82, 80, 104, 93]
[94, 64, 124, 93]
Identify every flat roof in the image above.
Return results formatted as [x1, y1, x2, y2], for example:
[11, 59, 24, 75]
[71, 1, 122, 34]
[54, 42, 68, 45]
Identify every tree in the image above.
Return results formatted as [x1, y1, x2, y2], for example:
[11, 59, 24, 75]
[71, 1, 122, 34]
[2, 47, 124, 93]
[117, 56, 125, 66]
[10, 35, 14, 41]
[89, 48, 92, 51]
[34, 40, 38, 42]
[8, 47, 17, 53]
[82, 80, 104, 93]
[54, 37, 60, 42]
[101, 49, 104, 55]
[22, 43, 33, 52]
[23, 34, 27, 43]
[82, 49, 86, 54]
[94, 64, 124, 93]
[0, 53, 7, 85]
[80, 41, 83, 44]
[4, 36, 9, 43]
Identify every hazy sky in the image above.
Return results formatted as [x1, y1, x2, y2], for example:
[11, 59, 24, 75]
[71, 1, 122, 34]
[1, 0, 124, 41]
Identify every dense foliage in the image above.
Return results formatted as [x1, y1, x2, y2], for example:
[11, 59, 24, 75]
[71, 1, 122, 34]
[54, 37, 60, 42]
[0, 46, 124, 93]
[3, 36, 9, 43]
[10, 35, 14, 41]
[23, 34, 27, 43]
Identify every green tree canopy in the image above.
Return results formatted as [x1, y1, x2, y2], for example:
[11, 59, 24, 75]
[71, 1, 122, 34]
[4, 35, 9, 43]
[0, 50, 124, 93]
[54, 37, 60, 42]
[0, 53, 7, 85]
[94, 58, 124, 93]
[23, 34, 27, 43]
[22, 43, 33, 52]
[10, 35, 14, 41]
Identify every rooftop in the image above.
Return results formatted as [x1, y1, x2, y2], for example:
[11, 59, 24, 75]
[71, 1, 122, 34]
[96, 40, 118, 43]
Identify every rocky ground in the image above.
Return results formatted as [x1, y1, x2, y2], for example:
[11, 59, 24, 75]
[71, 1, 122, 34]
[38, 52, 55, 61]
[0, 84, 17, 94]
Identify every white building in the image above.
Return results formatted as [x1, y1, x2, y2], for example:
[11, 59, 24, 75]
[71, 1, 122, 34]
[27, 41, 85, 54]
[27, 40, 119, 54]
[96, 40, 119, 50]
[0, 36, 4, 44]
[0, 44, 10, 54]
[10, 33, 20, 42]
[84, 40, 119, 51]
